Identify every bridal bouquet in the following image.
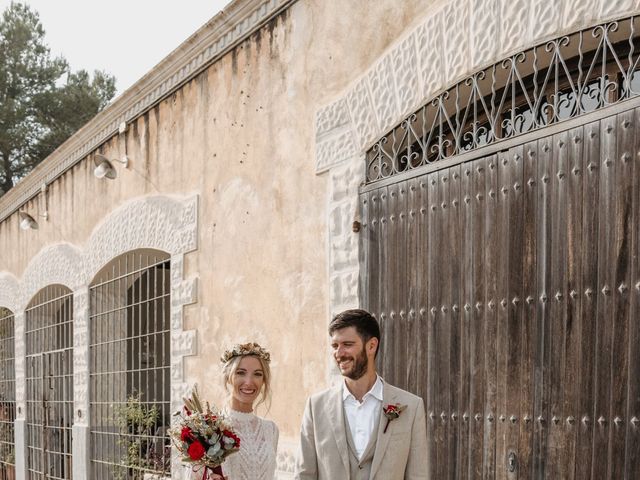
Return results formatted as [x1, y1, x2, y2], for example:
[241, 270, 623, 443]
[169, 386, 241, 478]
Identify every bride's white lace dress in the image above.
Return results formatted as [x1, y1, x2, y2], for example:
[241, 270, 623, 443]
[221, 409, 279, 480]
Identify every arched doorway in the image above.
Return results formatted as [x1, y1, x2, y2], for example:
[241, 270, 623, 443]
[0, 307, 15, 480]
[89, 250, 171, 479]
[25, 286, 74, 479]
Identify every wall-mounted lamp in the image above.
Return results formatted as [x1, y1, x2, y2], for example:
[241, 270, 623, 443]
[19, 211, 47, 230]
[94, 153, 129, 180]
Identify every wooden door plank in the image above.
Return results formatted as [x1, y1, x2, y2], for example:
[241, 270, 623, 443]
[460, 162, 474, 480]
[606, 109, 635, 480]
[469, 156, 487, 480]
[405, 177, 421, 395]
[429, 169, 445, 480]
[369, 188, 382, 369]
[359, 192, 371, 314]
[519, 140, 538, 479]
[624, 106, 640, 480]
[426, 171, 438, 479]
[590, 113, 616, 480]
[439, 168, 454, 480]
[378, 186, 391, 377]
[390, 181, 408, 388]
[495, 149, 511, 480]
[574, 120, 600, 480]
[506, 145, 525, 480]
[483, 154, 498, 480]
[562, 125, 585, 480]
[415, 177, 429, 402]
[547, 130, 569, 480]
[533, 135, 553, 479]
[448, 165, 463, 480]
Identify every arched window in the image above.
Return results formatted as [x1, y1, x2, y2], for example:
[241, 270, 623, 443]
[89, 250, 171, 479]
[0, 307, 15, 479]
[25, 285, 74, 480]
[367, 15, 640, 183]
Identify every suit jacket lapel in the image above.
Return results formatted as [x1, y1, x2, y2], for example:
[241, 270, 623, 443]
[327, 386, 350, 473]
[370, 381, 397, 479]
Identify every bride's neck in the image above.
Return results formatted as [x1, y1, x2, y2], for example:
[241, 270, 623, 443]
[230, 398, 254, 413]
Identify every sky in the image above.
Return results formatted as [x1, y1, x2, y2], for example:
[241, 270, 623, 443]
[0, 0, 232, 96]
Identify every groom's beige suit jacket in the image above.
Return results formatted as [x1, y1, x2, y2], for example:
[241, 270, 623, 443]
[295, 380, 428, 479]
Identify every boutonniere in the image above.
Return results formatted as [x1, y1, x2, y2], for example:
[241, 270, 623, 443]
[383, 403, 407, 433]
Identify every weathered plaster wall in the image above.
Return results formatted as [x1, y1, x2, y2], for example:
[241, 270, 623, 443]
[0, 0, 439, 476]
[3, 0, 636, 476]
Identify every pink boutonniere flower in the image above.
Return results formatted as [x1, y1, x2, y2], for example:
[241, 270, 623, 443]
[383, 403, 407, 433]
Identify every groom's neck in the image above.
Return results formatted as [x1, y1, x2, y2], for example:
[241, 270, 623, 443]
[344, 369, 378, 403]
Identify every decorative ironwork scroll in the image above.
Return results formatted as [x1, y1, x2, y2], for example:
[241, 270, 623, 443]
[366, 15, 640, 183]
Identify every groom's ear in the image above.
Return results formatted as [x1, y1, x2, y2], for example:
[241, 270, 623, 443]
[366, 337, 379, 357]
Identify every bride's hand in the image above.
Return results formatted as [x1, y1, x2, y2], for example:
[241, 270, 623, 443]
[207, 473, 225, 480]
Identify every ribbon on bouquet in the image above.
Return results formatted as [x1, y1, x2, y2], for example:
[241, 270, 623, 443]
[200, 465, 224, 479]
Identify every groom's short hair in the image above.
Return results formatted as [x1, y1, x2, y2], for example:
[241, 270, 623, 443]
[328, 309, 380, 354]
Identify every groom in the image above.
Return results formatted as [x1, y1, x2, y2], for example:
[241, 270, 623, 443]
[295, 309, 428, 479]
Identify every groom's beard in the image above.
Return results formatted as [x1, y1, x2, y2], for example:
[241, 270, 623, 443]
[338, 346, 368, 380]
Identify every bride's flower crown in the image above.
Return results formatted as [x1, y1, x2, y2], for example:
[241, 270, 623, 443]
[220, 342, 271, 364]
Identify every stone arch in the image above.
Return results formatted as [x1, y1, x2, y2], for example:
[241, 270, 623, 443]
[84, 194, 198, 280]
[0, 273, 20, 314]
[20, 244, 83, 310]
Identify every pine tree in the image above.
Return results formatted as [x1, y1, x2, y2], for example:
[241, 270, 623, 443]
[0, 2, 116, 196]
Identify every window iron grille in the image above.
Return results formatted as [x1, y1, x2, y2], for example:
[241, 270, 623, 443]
[0, 308, 15, 480]
[89, 251, 171, 480]
[366, 15, 640, 183]
[25, 286, 74, 480]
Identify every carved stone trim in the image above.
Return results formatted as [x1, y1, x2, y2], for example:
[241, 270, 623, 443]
[0, 0, 297, 223]
[314, 0, 640, 173]
[0, 194, 199, 480]
[5, 195, 198, 311]
[0, 273, 20, 313]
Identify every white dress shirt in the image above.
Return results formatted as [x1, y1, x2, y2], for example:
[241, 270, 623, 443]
[342, 375, 384, 459]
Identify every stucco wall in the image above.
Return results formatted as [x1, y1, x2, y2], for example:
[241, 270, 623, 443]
[0, 0, 438, 475]
[4, 0, 636, 476]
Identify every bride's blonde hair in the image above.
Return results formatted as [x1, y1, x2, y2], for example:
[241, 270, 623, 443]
[221, 343, 272, 412]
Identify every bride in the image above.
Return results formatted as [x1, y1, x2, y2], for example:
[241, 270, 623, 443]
[205, 342, 279, 480]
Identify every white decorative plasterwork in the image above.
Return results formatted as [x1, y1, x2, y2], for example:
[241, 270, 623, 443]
[85, 194, 198, 279]
[0, 194, 200, 479]
[20, 243, 83, 306]
[0, 272, 20, 313]
[314, 0, 640, 171]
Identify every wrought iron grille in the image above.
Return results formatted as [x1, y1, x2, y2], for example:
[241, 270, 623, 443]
[89, 251, 171, 480]
[367, 15, 640, 183]
[25, 286, 74, 480]
[0, 308, 15, 480]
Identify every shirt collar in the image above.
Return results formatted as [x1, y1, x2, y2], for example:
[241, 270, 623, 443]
[342, 374, 384, 402]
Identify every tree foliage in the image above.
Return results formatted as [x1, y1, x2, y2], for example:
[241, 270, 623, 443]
[0, 2, 116, 196]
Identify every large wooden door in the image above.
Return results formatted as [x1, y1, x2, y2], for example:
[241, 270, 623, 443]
[360, 104, 640, 479]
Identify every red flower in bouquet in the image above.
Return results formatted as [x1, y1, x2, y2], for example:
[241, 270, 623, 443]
[188, 440, 206, 460]
[181, 426, 193, 441]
